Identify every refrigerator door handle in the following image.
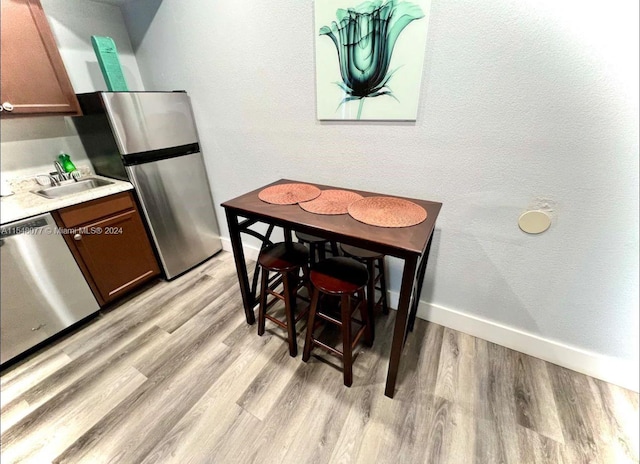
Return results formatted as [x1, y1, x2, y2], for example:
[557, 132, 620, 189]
[122, 143, 200, 166]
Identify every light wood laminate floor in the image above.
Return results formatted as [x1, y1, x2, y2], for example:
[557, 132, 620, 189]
[1, 252, 638, 464]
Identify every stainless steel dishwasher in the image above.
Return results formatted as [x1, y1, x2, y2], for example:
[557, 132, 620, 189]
[0, 213, 100, 365]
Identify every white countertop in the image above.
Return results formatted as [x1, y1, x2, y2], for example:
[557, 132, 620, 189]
[0, 175, 134, 225]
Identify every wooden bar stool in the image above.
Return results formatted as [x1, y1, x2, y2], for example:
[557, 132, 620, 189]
[295, 232, 340, 265]
[257, 242, 311, 357]
[340, 244, 389, 343]
[302, 257, 371, 387]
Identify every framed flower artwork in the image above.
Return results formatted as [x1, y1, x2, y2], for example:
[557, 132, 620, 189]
[315, 0, 431, 121]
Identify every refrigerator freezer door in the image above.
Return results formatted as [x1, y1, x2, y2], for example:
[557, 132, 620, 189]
[101, 92, 199, 155]
[126, 152, 222, 279]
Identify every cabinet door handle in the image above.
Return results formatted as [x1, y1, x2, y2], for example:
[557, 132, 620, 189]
[2, 102, 14, 112]
[73, 233, 82, 241]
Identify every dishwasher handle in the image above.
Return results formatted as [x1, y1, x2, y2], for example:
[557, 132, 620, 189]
[1, 215, 53, 239]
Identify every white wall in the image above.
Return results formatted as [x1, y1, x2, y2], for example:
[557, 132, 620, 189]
[0, 117, 93, 180]
[41, 0, 144, 92]
[123, 0, 639, 389]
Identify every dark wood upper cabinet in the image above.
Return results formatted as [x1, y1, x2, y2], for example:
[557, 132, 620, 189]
[54, 192, 161, 306]
[0, 0, 81, 117]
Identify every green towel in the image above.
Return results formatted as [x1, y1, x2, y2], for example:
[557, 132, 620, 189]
[91, 36, 128, 91]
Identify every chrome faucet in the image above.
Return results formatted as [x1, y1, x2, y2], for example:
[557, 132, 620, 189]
[54, 161, 68, 181]
[48, 174, 61, 186]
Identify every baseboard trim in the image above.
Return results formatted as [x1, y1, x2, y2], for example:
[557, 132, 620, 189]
[221, 238, 638, 392]
[388, 291, 638, 392]
[221, 237, 260, 261]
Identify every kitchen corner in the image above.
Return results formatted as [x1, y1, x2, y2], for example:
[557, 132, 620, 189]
[1, 84, 224, 369]
[0, 160, 161, 365]
[1, 89, 223, 368]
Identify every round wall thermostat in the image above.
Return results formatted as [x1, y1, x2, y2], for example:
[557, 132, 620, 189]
[518, 210, 551, 234]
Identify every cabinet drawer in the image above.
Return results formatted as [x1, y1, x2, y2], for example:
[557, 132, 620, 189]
[57, 191, 135, 228]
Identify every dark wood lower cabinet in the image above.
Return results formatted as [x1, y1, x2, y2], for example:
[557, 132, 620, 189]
[54, 191, 160, 306]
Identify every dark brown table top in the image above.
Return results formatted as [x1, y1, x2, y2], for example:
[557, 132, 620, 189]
[221, 179, 442, 259]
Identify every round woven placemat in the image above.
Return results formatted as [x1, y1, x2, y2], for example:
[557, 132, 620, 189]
[347, 196, 427, 228]
[258, 183, 321, 205]
[299, 189, 364, 215]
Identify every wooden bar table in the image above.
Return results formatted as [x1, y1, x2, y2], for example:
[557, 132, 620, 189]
[221, 179, 442, 398]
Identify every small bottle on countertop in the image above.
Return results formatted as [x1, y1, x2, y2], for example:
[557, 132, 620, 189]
[58, 154, 77, 173]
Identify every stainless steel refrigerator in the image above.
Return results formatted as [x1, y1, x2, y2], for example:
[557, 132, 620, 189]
[74, 91, 222, 279]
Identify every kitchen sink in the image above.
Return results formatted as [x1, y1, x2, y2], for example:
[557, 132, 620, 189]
[33, 178, 114, 199]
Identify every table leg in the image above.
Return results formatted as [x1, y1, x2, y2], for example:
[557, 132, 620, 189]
[225, 209, 255, 325]
[284, 227, 294, 246]
[365, 259, 376, 342]
[384, 255, 418, 398]
[408, 230, 434, 332]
